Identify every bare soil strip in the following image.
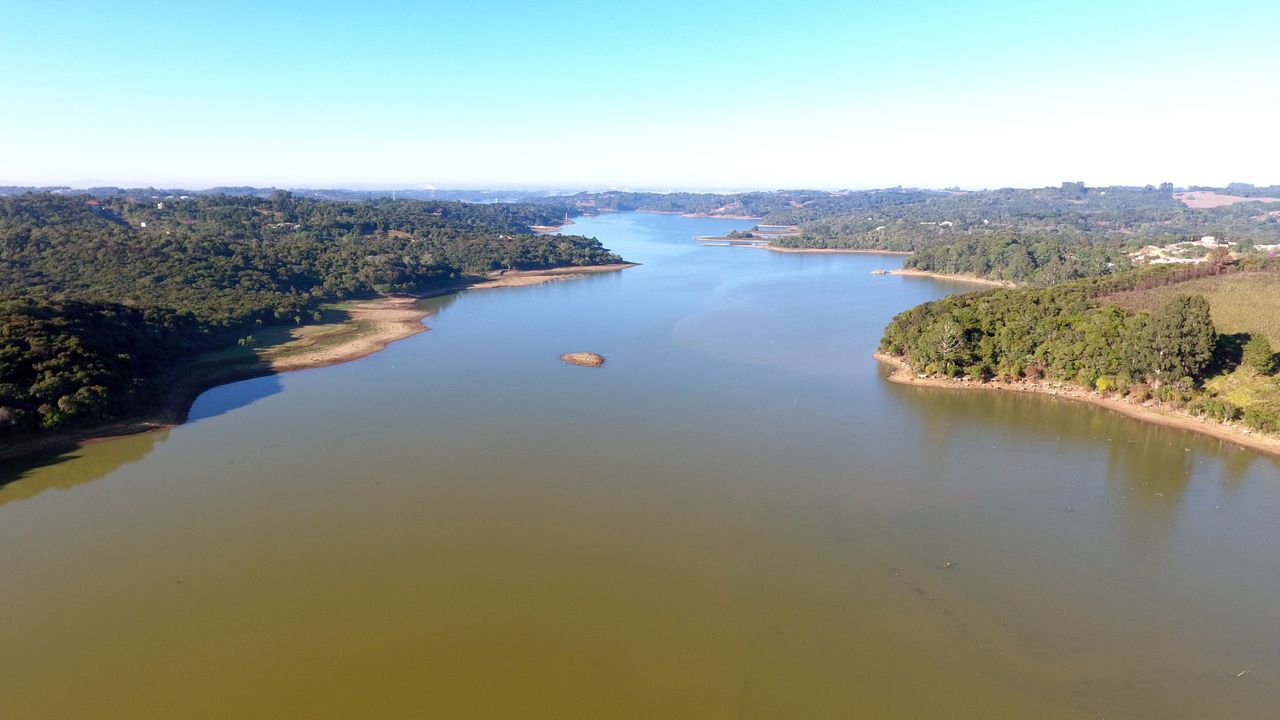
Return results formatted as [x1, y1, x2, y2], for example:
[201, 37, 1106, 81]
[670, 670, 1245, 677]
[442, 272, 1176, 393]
[467, 263, 638, 290]
[266, 297, 428, 372]
[1175, 191, 1280, 209]
[889, 268, 1013, 287]
[764, 246, 913, 255]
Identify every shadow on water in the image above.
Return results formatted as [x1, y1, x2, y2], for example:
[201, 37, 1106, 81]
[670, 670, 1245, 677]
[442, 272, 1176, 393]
[0, 368, 284, 500]
[0, 291, 454, 502]
[1102, 423, 1195, 542]
[185, 373, 285, 424]
[0, 429, 168, 505]
[0, 371, 284, 498]
[887, 377, 1279, 516]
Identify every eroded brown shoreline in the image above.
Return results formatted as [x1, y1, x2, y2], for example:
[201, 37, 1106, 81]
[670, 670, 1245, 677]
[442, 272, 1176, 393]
[888, 268, 1014, 287]
[635, 210, 763, 220]
[1, 263, 636, 464]
[766, 246, 913, 255]
[874, 351, 1280, 458]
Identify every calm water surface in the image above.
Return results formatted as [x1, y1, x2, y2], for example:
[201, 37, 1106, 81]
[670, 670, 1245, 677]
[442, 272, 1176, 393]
[2, 213, 1279, 718]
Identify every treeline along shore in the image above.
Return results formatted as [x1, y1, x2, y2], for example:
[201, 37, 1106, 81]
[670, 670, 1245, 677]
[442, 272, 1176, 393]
[0, 191, 630, 461]
[587, 182, 1280, 449]
[877, 256, 1280, 454]
[613, 181, 1280, 286]
[7, 181, 1280, 462]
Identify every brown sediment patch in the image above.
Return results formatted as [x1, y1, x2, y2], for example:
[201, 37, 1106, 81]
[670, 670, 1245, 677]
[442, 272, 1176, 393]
[696, 237, 770, 245]
[634, 210, 764, 220]
[469, 263, 638, 290]
[889, 268, 1013, 287]
[683, 213, 763, 220]
[267, 297, 428, 372]
[1175, 191, 1280, 209]
[874, 352, 1280, 458]
[560, 352, 605, 367]
[530, 218, 576, 233]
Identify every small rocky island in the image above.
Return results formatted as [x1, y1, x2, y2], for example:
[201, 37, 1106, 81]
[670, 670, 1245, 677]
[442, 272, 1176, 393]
[560, 352, 606, 367]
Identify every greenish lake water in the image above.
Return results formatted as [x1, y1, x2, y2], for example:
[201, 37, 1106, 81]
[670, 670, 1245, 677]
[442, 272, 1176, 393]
[2, 212, 1278, 718]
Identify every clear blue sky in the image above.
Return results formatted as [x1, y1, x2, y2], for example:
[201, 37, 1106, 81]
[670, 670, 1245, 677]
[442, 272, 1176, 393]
[2, 0, 1276, 189]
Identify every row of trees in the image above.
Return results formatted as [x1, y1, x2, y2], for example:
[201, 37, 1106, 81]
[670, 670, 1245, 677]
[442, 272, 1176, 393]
[881, 285, 1216, 389]
[0, 300, 206, 431]
[769, 183, 1280, 261]
[903, 234, 1133, 285]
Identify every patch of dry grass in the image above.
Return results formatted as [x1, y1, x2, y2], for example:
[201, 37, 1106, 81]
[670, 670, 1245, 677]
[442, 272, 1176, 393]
[1205, 367, 1280, 407]
[1104, 271, 1280, 345]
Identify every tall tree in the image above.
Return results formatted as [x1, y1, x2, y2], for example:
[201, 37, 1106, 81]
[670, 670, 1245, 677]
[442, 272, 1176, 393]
[1243, 334, 1276, 374]
[1133, 294, 1216, 385]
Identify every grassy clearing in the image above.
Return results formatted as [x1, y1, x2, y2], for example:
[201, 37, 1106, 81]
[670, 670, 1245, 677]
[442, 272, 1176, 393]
[1205, 367, 1280, 406]
[184, 304, 375, 369]
[1104, 271, 1280, 345]
[1103, 270, 1280, 432]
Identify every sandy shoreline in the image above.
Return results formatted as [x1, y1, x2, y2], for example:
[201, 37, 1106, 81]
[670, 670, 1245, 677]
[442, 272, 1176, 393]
[766, 246, 914, 255]
[467, 263, 638, 290]
[1, 263, 636, 464]
[874, 352, 1280, 458]
[889, 268, 1013, 287]
[635, 210, 763, 220]
[531, 218, 574, 233]
[266, 297, 429, 373]
[1, 298, 432, 464]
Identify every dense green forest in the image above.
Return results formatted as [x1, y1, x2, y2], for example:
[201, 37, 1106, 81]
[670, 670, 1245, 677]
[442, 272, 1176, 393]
[561, 184, 1280, 283]
[15, 183, 1280, 274]
[903, 234, 1134, 285]
[879, 257, 1280, 433]
[773, 183, 1280, 254]
[549, 188, 949, 224]
[0, 192, 621, 437]
[7, 182, 1279, 440]
[559, 190, 824, 218]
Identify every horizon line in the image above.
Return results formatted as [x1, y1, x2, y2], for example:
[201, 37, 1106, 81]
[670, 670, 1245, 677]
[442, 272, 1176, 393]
[3, 180, 1278, 195]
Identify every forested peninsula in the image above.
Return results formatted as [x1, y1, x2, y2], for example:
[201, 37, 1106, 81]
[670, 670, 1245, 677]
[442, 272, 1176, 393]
[877, 256, 1280, 453]
[0, 192, 622, 454]
[588, 182, 1280, 285]
[7, 181, 1280, 457]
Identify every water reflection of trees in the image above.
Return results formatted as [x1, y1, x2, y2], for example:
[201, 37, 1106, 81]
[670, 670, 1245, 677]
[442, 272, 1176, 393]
[1102, 422, 1193, 541]
[0, 429, 167, 506]
[0, 292, 463, 505]
[888, 381, 1261, 520]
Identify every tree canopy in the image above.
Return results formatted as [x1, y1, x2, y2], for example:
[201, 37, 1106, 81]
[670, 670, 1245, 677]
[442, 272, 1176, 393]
[0, 192, 622, 437]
